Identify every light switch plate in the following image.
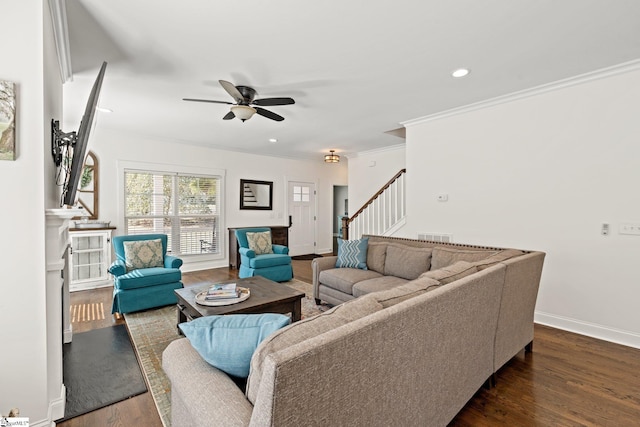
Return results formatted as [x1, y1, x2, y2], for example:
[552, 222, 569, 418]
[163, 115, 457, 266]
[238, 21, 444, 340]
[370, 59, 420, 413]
[619, 223, 640, 235]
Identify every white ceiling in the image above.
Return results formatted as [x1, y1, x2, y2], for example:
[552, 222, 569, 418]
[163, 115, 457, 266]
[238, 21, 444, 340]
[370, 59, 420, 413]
[62, 0, 640, 161]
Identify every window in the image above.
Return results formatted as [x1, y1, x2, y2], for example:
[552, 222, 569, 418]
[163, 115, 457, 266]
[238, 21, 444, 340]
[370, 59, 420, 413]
[124, 170, 221, 256]
[292, 185, 310, 202]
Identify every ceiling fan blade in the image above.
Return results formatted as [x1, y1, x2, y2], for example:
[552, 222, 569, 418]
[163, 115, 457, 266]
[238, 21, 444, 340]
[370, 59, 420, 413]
[255, 106, 284, 122]
[223, 111, 235, 120]
[183, 98, 233, 105]
[219, 80, 245, 103]
[252, 97, 295, 106]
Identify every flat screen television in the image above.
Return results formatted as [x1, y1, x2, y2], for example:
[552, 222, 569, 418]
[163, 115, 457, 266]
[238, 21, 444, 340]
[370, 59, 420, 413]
[61, 61, 107, 207]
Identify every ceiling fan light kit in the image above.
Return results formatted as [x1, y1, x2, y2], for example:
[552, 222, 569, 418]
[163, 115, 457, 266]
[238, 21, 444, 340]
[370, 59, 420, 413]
[324, 150, 340, 163]
[231, 105, 257, 121]
[184, 79, 294, 122]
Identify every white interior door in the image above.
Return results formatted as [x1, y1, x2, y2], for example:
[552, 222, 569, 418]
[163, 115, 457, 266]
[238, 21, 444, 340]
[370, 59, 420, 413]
[288, 181, 316, 256]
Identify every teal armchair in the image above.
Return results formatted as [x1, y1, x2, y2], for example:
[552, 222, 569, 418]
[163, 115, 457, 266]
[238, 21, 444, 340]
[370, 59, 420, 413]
[235, 227, 293, 282]
[109, 234, 183, 314]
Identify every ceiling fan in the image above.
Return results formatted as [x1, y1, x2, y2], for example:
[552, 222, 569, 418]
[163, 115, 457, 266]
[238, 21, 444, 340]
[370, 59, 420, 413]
[183, 80, 295, 122]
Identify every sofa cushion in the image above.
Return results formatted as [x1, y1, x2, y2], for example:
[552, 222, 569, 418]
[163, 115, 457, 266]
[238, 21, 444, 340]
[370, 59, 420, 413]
[114, 267, 182, 290]
[179, 313, 291, 378]
[246, 231, 273, 255]
[335, 237, 369, 270]
[472, 249, 525, 270]
[366, 242, 387, 274]
[352, 275, 409, 298]
[420, 260, 478, 284]
[371, 276, 441, 308]
[123, 238, 164, 271]
[318, 268, 382, 295]
[246, 294, 383, 404]
[248, 253, 292, 268]
[430, 247, 497, 270]
[384, 244, 432, 280]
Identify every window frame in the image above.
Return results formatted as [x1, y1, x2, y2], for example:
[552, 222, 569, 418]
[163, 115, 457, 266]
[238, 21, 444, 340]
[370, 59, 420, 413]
[117, 161, 225, 261]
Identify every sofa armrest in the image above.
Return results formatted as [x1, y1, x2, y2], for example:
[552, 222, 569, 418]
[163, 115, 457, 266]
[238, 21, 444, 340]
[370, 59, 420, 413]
[163, 338, 253, 427]
[272, 244, 289, 255]
[165, 255, 183, 269]
[312, 256, 338, 300]
[109, 259, 126, 277]
[239, 247, 256, 258]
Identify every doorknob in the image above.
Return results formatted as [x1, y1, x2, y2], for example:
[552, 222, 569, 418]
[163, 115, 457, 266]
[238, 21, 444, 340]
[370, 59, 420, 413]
[289, 215, 292, 227]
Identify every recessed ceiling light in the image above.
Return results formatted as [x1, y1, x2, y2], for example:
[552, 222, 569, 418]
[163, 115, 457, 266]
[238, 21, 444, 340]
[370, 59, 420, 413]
[451, 68, 470, 78]
[268, 138, 278, 143]
[96, 107, 113, 113]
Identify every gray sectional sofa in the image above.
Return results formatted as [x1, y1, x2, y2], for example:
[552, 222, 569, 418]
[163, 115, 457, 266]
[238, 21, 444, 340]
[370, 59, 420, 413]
[163, 235, 545, 427]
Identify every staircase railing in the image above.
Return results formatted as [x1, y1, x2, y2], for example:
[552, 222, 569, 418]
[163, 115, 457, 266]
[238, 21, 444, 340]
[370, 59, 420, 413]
[341, 169, 406, 240]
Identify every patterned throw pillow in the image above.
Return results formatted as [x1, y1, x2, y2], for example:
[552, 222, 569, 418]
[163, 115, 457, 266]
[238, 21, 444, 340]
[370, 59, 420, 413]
[246, 231, 273, 255]
[335, 237, 369, 270]
[123, 239, 164, 271]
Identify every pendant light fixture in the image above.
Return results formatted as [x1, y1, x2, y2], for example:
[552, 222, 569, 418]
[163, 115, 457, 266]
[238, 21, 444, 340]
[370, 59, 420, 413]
[324, 150, 340, 163]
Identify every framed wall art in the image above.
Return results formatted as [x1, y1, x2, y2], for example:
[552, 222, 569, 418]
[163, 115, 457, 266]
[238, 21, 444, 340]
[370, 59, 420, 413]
[0, 80, 16, 161]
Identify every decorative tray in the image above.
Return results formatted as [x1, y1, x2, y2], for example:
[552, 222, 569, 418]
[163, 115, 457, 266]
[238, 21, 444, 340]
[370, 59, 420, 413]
[73, 220, 112, 229]
[195, 287, 250, 306]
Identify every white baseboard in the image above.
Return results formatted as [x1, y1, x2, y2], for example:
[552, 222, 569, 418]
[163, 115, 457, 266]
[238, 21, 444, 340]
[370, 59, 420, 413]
[28, 384, 66, 427]
[535, 310, 640, 349]
[315, 247, 333, 255]
[180, 258, 228, 273]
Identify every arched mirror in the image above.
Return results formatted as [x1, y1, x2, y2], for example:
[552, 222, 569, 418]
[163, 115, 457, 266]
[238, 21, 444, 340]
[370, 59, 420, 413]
[75, 151, 99, 219]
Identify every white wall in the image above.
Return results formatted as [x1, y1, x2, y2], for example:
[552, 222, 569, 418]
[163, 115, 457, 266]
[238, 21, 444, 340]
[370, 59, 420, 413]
[80, 128, 347, 267]
[0, 0, 62, 423]
[402, 65, 640, 348]
[347, 144, 405, 214]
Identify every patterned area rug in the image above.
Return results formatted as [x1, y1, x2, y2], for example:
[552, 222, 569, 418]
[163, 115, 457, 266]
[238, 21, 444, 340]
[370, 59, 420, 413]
[124, 278, 329, 427]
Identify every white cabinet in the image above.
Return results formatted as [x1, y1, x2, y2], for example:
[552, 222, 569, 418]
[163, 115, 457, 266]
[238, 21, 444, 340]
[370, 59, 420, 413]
[69, 228, 115, 291]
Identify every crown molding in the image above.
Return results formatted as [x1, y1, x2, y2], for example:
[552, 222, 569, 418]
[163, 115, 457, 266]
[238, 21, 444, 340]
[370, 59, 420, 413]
[346, 143, 406, 159]
[402, 59, 640, 128]
[49, 0, 73, 83]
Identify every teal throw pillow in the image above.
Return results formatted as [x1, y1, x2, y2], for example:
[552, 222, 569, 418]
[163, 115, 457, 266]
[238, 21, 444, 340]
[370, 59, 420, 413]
[179, 313, 291, 378]
[335, 237, 369, 270]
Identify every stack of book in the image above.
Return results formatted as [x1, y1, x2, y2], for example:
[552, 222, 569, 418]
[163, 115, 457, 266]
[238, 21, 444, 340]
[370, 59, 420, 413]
[205, 283, 241, 301]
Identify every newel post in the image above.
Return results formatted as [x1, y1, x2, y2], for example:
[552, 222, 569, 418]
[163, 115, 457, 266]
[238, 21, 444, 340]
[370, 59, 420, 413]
[341, 216, 350, 240]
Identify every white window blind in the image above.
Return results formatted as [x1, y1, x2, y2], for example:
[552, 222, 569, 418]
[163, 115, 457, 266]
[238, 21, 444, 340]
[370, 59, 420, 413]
[124, 170, 220, 256]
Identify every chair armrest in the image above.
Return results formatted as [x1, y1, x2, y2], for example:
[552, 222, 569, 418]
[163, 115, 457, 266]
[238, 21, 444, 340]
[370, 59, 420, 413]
[165, 255, 183, 269]
[272, 244, 289, 255]
[239, 247, 256, 258]
[109, 259, 127, 277]
[312, 256, 338, 300]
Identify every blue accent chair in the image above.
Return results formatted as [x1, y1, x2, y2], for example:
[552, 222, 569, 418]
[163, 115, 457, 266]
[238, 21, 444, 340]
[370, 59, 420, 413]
[109, 234, 183, 314]
[235, 227, 293, 282]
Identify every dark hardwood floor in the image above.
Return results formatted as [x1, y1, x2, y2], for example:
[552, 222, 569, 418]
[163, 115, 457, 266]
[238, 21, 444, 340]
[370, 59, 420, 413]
[60, 260, 640, 427]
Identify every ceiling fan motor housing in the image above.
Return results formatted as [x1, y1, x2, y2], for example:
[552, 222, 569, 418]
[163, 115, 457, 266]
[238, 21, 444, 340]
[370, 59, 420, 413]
[236, 86, 257, 104]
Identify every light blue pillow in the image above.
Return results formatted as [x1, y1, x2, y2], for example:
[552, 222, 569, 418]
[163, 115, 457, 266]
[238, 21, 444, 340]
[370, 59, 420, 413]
[335, 237, 369, 270]
[179, 313, 291, 378]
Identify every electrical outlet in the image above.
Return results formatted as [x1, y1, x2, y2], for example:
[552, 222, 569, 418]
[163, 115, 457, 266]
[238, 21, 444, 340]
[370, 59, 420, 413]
[437, 194, 448, 202]
[619, 223, 640, 235]
[601, 223, 609, 236]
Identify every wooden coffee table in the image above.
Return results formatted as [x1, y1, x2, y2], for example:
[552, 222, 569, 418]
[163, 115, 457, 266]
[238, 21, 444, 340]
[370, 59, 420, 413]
[174, 276, 305, 332]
